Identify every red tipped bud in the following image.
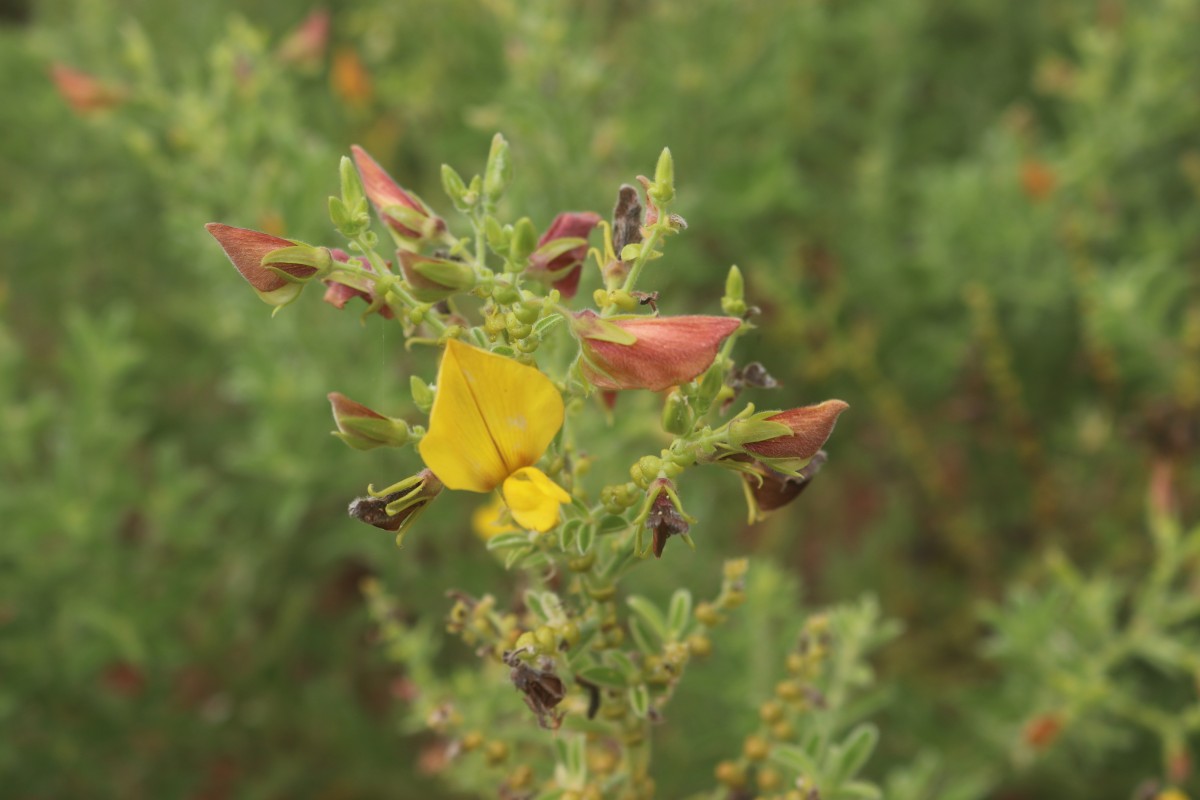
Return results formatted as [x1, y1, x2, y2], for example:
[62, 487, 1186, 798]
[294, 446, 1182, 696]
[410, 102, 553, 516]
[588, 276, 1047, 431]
[328, 392, 411, 450]
[277, 8, 330, 69]
[331, 48, 373, 108]
[571, 310, 741, 392]
[731, 400, 849, 462]
[351, 145, 446, 244]
[50, 63, 124, 115]
[205, 223, 324, 306]
[527, 211, 602, 299]
[1022, 712, 1064, 750]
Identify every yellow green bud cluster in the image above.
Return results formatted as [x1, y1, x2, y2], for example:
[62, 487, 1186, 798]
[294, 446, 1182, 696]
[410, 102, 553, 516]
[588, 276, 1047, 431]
[601, 482, 641, 514]
[592, 288, 640, 312]
[445, 594, 520, 657]
[629, 455, 665, 488]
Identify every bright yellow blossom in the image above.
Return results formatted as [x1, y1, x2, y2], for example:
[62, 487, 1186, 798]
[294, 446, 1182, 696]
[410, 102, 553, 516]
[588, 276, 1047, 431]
[419, 339, 570, 532]
[471, 494, 519, 540]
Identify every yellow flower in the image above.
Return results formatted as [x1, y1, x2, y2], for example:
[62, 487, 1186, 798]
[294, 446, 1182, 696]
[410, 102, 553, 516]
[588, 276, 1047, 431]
[419, 339, 570, 532]
[1156, 790, 1190, 800]
[471, 494, 518, 541]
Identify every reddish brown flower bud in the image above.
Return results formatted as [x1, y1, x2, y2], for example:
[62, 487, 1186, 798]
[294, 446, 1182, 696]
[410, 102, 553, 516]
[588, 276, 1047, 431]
[735, 400, 849, 461]
[734, 452, 826, 523]
[322, 249, 394, 318]
[205, 223, 323, 305]
[572, 310, 741, 392]
[100, 661, 146, 699]
[277, 9, 330, 69]
[351, 145, 446, 242]
[1022, 712, 1064, 750]
[527, 211, 602, 299]
[331, 48, 373, 109]
[1019, 159, 1056, 202]
[49, 63, 124, 115]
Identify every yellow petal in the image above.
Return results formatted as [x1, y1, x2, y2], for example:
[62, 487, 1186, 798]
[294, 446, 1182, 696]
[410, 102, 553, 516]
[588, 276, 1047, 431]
[502, 467, 571, 532]
[418, 340, 510, 491]
[471, 493, 519, 541]
[418, 339, 564, 491]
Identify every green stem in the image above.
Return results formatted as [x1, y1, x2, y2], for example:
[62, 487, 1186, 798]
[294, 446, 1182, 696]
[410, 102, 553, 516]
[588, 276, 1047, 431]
[337, 244, 449, 334]
[603, 222, 667, 317]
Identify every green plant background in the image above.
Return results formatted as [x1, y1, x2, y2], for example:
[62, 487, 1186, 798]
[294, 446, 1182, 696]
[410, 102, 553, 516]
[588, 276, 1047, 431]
[3, 0, 1199, 797]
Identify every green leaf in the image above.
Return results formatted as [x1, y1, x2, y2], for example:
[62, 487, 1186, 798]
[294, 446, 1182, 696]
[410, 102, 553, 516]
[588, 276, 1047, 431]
[504, 546, 533, 570]
[486, 533, 530, 552]
[575, 665, 627, 688]
[533, 313, 564, 338]
[564, 734, 586, 779]
[558, 518, 581, 551]
[628, 616, 657, 655]
[836, 781, 882, 800]
[628, 684, 650, 718]
[607, 651, 638, 681]
[597, 514, 630, 535]
[771, 744, 822, 783]
[666, 589, 693, 639]
[831, 724, 879, 786]
[524, 590, 549, 622]
[626, 596, 667, 643]
[577, 523, 595, 555]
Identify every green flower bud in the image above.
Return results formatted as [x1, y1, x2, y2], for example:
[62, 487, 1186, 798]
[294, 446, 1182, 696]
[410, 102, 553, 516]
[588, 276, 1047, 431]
[340, 155, 365, 209]
[410, 376, 434, 413]
[483, 132, 513, 207]
[397, 251, 476, 301]
[652, 146, 675, 205]
[440, 163, 473, 212]
[485, 216, 510, 255]
[328, 392, 411, 450]
[721, 265, 747, 316]
[505, 312, 533, 340]
[509, 216, 538, 266]
[661, 390, 693, 435]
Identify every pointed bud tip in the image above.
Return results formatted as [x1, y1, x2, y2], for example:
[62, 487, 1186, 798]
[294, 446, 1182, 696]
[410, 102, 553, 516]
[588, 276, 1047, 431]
[743, 400, 849, 461]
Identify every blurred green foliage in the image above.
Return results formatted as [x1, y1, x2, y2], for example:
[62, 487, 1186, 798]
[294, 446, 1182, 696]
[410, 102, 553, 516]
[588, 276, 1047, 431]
[3, 0, 1199, 797]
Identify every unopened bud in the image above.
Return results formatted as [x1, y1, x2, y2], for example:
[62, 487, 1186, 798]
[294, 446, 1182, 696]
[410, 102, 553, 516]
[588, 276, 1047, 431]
[410, 376, 435, 413]
[721, 265, 747, 316]
[328, 392, 411, 450]
[661, 390, 694, 435]
[398, 251, 475, 301]
[509, 216, 538, 267]
[651, 147, 675, 206]
[483, 132, 513, 207]
[440, 163, 473, 212]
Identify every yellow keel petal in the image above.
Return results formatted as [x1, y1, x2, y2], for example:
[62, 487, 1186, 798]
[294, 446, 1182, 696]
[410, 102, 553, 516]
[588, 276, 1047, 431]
[471, 493, 519, 541]
[502, 467, 571, 532]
